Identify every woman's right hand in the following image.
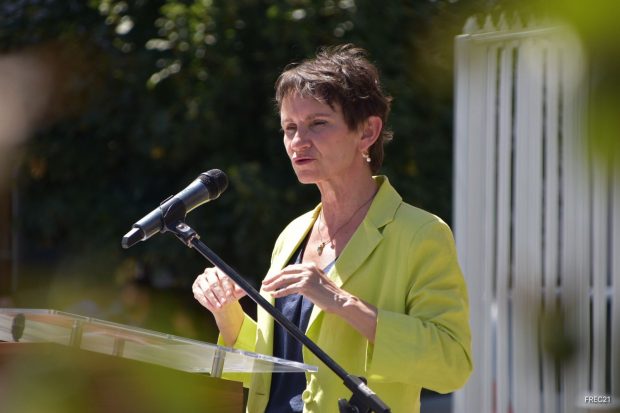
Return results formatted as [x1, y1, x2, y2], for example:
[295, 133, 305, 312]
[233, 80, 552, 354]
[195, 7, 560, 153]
[193, 267, 246, 346]
[192, 267, 247, 313]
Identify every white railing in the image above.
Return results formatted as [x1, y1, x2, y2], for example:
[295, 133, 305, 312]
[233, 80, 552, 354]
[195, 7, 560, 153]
[452, 14, 619, 413]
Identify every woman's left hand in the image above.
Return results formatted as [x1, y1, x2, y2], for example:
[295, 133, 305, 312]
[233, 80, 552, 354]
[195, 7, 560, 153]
[261, 263, 347, 313]
[263, 262, 379, 342]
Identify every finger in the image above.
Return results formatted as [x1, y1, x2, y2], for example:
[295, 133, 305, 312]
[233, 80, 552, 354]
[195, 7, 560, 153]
[198, 269, 226, 293]
[262, 265, 303, 287]
[195, 273, 214, 295]
[262, 273, 303, 292]
[269, 281, 302, 298]
[209, 268, 243, 301]
[192, 284, 206, 305]
[262, 277, 283, 290]
[261, 272, 281, 287]
[279, 264, 312, 274]
[193, 284, 218, 312]
[203, 286, 225, 309]
[195, 271, 229, 309]
[220, 275, 244, 300]
[279, 263, 322, 277]
[225, 279, 247, 300]
[195, 268, 217, 289]
[232, 281, 247, 297]
[205, 267, 225, 283]
[209, 277, 231, 305]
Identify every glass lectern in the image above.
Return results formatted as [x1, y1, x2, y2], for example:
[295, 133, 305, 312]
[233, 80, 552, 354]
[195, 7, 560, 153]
[0, 308, 317, 413]
[0, 308, 316, 378]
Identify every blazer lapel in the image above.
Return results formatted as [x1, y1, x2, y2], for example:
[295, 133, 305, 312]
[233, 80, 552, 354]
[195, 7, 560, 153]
[253, 207, 320, 399]
[271, 205, 321, 271]
[307, 176, 402, 332]
[255, 204, 320, 356]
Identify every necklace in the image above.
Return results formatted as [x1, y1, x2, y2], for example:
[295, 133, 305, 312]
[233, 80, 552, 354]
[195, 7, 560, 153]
[316, 193, 376, 256]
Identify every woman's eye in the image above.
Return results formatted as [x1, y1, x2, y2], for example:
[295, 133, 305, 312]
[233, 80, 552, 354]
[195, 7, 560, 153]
[283, 125, 297, 135]
[308, 120, 327, 131]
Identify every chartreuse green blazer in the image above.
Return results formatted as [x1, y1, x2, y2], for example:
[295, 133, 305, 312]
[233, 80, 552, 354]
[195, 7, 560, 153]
[220, 176, 473, 413]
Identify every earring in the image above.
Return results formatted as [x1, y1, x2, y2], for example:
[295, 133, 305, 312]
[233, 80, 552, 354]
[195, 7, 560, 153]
[362, 151, 371, 163]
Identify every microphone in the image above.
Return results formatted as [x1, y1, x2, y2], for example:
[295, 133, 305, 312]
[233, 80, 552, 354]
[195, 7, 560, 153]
[122, 169, 228, 249]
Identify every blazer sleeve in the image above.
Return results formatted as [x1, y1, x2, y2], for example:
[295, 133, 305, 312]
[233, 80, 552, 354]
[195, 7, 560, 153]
[215, 312, 257, 387]
[366, 219, 473, 393]
[216, 312, 258, 353]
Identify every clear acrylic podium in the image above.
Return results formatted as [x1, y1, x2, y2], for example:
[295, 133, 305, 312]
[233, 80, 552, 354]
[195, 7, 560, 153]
[0, 308, 317, 413]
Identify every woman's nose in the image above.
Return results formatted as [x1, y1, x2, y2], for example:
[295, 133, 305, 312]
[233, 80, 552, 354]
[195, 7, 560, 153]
[290, 127, 311, 150]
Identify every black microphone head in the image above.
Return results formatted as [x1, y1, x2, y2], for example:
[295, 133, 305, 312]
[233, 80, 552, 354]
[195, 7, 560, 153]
[199, 169, 228, 199]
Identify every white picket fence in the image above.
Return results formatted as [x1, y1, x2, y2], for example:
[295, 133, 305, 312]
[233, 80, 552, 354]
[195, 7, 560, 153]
[452, 15, 619, 413]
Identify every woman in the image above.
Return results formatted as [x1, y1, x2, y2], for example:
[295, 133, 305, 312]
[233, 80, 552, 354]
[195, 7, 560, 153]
[192, 44, 472, 413]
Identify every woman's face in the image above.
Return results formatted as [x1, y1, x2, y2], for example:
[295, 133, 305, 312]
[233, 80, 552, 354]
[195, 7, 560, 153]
[280, 94, 363, 185]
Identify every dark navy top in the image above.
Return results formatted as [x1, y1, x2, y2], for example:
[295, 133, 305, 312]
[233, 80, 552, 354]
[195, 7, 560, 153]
[265, 240, 335, 413]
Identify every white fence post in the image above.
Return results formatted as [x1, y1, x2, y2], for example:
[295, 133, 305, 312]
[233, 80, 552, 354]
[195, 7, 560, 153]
[453, 15, 494, 413]
[452, 15, 617, 413]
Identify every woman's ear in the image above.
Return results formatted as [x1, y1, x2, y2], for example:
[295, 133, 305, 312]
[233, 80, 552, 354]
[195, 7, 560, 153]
[359, 116, 383, 152]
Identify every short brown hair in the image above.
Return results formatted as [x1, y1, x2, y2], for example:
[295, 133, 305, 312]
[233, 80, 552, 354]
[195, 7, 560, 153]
[275, 44, 393, 174]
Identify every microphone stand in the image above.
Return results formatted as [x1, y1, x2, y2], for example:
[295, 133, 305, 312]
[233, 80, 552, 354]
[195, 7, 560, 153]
[162, 210, 390, 412]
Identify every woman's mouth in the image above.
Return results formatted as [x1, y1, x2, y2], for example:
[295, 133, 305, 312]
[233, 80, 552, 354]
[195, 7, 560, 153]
[293, 157, 314, 165]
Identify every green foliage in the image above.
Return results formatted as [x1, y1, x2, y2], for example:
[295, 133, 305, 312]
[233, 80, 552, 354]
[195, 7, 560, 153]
[1, 0, 472, 298]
